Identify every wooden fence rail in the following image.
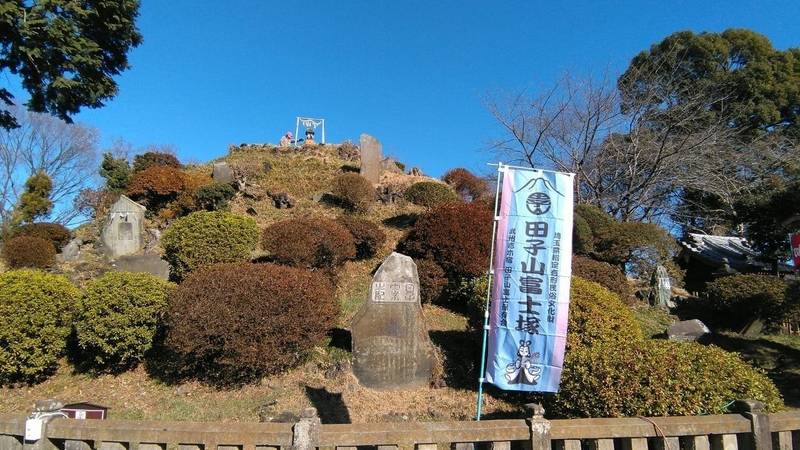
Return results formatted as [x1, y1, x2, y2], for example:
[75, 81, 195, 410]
[0, 400, 796, 450]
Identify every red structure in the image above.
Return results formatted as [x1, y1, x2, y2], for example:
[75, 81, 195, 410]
[60, 403, 108, 420]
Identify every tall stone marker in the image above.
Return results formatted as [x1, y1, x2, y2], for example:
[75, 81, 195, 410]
[101, 195, 146, 259]
[351, 252, 435, 389]
[359, 133, 382, 184]
[212, 162, 234, 184]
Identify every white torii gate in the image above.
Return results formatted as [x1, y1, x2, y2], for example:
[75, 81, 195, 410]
[295, 117, 326, 147]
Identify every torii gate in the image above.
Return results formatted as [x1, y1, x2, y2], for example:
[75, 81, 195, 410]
[295, 117, 326, 147]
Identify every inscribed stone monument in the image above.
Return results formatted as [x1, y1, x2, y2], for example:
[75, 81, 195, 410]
[101, 195, 146, 259]
[359, 133, 382, 184]
[212, 162, 234, 184]
[650, 265, 674, 308]
[351, 252, 435, 389]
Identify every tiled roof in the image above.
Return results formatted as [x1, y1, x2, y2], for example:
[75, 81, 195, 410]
[679, 233, 768, 272]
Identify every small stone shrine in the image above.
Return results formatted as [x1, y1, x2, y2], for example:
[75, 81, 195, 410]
[359, 133, 382, 184]
[101, 195, 146, 259]
[351, 252, 435, 389]
[650, 265, 674, 308]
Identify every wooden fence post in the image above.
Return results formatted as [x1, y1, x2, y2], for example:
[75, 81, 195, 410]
[292, 408, 320, 450]
[526, 404, 551, 450]
[730, 400, 772, 450]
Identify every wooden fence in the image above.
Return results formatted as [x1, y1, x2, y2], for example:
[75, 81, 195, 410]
[0, 400, 796, 450]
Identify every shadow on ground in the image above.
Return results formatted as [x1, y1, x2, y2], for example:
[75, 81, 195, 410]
[305, 386, 351, 423]
[708, 333, 800, 408]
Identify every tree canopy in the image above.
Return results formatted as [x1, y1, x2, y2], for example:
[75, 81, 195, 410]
[0, 0, 142, 129]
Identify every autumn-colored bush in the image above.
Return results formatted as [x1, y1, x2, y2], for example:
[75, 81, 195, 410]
[2, 235, 56, 269]
[133, 151, 182, 172]
[336, 216, 386, 259]
[0, 270, 79, 384]
[549, 339, 782, 418]
[126, 166, 187, 210]
[12, 222, 71, 251]
[442, 168, 489, 202]
[568, 277, 643, 349]
[404, 181, 459, 207]
[162, 211, 259, 280]
[76, 272, 175, 370]
[416, 257, 448, 304]
[263, 217, 356, 270]
[704, 274, 789, 330]
[165, 263, 337, 384]
[398, 201, 493, 278]
[572, 255, 632, 303]
[331, 173, 375, 212]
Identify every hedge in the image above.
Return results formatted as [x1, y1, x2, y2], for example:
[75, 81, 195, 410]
[571, 255, 632, 303]
[0, 270, 80, 384]
[76, 272, 175, 370]
[2, 235, 56, 269]
[336, 215, 386, 259]
[165, 263, 337, 384]
[162, 211, 259, 280]
[404, 181, 459, 207]
[704, 274, 789, 330]
[442, 168, 488, 202]
[13, 222, 71, 251]
[263, 217, 356, 270]
[331, 173, 375, 212]
[568, 277, 643, 349]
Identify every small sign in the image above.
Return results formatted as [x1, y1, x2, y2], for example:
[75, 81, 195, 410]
[24, 417, 43, 442]
[791, 233, 800, 267]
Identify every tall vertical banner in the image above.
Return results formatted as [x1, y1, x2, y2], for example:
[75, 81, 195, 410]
[791, 233, 800, 268]
[485, 165, 574, 393]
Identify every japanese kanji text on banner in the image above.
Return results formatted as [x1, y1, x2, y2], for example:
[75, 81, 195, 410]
[485, 165, 574, 393]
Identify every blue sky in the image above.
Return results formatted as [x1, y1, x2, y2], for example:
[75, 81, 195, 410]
[17, 0, 800, 178]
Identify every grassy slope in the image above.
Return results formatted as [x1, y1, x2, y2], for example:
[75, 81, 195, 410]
[0, 145, 523, 422]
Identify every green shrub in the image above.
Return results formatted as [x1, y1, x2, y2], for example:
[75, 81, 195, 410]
[0, 270, 79, 384]
[13, 222, 71, 251]
[399, 201, 494, 278]
[572, 213, 593, 254]
[404, 181, 459, 207]
[336, 215, 386, 259]
[76, 272, 174, 370]
[2, 235, 56, 269]
[331, 173, 375, 212]
[549, 339, 782, 417]
[568, 277, 643, 349]
[194, 182, 235, 211]
[263, 217, 356, 270]
[704, 274, 788, 330]
[572, 255, 632, 303]
[133, 151, 182, 172]
[162, 211, 259, 280]
[165, 263, 337, 384]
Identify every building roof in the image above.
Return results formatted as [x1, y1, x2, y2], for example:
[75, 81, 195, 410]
[109, 195, 146, 212]
[679, 233, 791, 273]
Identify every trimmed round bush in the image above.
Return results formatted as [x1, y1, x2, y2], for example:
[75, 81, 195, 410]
[442, 168, 488, 202]
[336, 215, 386, 259]
[0, 270, 80, 384]
[162, 211, 259, 280]
[194, 182, 235, 211]
[165, 263, 337, 383]
[704, 274, 788, 330]
[404, 181, 459, 207]
[398, 201, 493, 278]
[572, 255, 633, 304]
[263, 217, 356, 270]
[2, 235, 56, 269]
[76, 272, 175, 369]
[126, 165, 187, 209]
[568, 277, 643, 349]
[550, 339, 783, 418]
[13, 222, 71, 251]
[416, 257, 448, 304]
[331, 173, 375, 212]
[133, 151, 182, 172]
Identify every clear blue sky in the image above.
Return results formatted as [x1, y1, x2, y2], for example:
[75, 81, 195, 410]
[47, 0, 800, 177]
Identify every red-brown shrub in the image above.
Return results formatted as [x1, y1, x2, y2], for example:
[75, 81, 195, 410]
[572, 255, 633, 303]
[331, 173, 375, 212]
[2, 236, 56, 269]
[13, 223, 71, 251]
[133, 151, 182, 172]
[126, 166, 187, 209]
[336, 216, 386, 259]
[165, 263, 337, 383]
[416, 257, 447, 303]
[442, 168, 489, 202]
[398, 202, 493, 278]
[263, 217, 356, 270]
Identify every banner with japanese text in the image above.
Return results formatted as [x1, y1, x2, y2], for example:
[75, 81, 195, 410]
[791, 234, 800, 268]
[485, 165, 574, 393]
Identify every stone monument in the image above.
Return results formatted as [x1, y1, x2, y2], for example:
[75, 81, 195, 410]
[359, 133, 382, 184]
[351, 252, 435, 389]
[212, 162, 234, 184]
[649, 265, 674, 308]
[666, 319, 710, 342]
[101, 195, 146, 259]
